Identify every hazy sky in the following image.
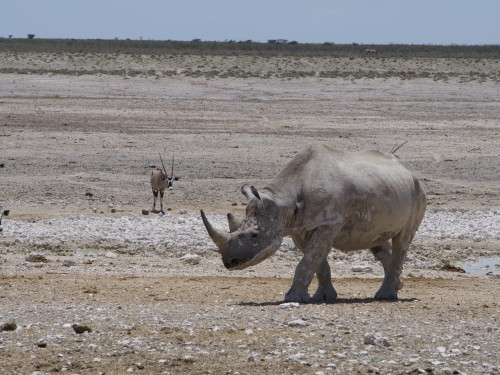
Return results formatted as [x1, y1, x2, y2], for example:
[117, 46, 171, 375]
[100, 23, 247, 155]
[2, 0, 499, 45]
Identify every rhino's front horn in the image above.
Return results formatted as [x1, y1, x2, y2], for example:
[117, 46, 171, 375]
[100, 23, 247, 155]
[200, 210, 230, 250]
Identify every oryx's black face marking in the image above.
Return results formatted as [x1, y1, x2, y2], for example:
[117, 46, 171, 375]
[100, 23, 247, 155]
[165, 176, 175, 190]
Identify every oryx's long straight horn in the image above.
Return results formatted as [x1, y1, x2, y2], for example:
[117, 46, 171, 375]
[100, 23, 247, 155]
[200, 210, 230, 250]
[159, 153, 168, 177]
[171, 153, 175, 178]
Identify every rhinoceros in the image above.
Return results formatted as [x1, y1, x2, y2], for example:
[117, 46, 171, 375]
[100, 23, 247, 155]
[201, 144, 426, 302]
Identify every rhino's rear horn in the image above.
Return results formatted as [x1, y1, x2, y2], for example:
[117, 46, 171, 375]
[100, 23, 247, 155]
[227, 213, 242, 232]
[200, 210, 230, 250]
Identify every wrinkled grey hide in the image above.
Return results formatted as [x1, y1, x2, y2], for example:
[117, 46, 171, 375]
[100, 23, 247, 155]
[201, 145, 426, 302]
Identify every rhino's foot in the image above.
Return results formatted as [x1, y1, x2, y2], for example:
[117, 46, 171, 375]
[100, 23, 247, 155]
[311, 287, 337, 303]
[284, 291, 311, 304]
[374, 288, 398, 300]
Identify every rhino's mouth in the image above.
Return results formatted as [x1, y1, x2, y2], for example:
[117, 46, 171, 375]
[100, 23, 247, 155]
[223, 239, 282, 271]
[224, 258, 252, 270]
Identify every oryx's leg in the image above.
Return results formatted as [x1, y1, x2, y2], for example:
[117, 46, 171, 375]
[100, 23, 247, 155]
[159, 189, 165, 213]
[291, 232, 337, 302]
[374, 234, 413, 300]
[285, 226, 337, 303]
[152, 189, 158, 212]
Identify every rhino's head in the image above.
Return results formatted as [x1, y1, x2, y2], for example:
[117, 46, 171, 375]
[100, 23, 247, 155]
[201, 184, 286, 270]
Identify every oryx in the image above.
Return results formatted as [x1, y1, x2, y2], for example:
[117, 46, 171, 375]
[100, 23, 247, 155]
[150, 154, 179, 213]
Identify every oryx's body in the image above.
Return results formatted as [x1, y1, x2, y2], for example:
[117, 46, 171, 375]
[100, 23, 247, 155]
[150, 154, 179, 213]
[201, 144, 426, 302]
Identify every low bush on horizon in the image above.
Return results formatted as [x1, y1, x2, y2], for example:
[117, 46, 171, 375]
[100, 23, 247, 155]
[1, 38, 499, 58]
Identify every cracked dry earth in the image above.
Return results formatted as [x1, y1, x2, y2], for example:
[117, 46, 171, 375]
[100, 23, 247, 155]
[0, 53, 500, 374]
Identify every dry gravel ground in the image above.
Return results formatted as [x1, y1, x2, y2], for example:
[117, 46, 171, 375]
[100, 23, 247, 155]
[0, 53, 499, 374]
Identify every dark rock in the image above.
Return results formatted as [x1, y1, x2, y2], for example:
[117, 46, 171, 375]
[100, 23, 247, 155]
[25, 254, 48, 263]
[72, 324, 92, 334]
[0, 321, 17, 331]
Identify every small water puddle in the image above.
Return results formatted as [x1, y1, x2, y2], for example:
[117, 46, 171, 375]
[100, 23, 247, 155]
[460, 258, 500, 275]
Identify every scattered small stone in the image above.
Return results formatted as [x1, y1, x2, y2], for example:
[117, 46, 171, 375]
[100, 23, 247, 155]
[180, 253, 201, 265]
[62, 260, 77, 267]
[287, 319, 309, 327]
[85, 191, 93, 197]
[288, 352, 306, 362]
[364, 333, 390, 347]
[105, 251, 118, 259]
[279, 302, 300, 309]
[142, 209, 149, 215]
[179, 209, 187, 214]
[0, 321, 17, 331]
[83, 286, 98, 294]
[25, 254, 48, 263]
[37, 341, 47, 348]
[72, 324, 92, 334]
[487, 272, 500, 279]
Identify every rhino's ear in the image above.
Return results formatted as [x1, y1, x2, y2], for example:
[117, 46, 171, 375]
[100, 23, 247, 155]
[250, 186, 261, 200]
[242, 184, 257, 200]
[258, 192, 278, 216]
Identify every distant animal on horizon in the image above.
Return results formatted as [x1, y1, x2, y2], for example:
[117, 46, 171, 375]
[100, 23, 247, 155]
[201, 144, 426, 302]
[27, 34, 35, 39]
[365, 49, 377, 54]
[150, 154, 179, 213]
[0, 208, 10, 234]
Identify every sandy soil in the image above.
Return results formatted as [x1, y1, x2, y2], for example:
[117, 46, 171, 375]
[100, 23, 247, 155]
[0, 53, 499, 374]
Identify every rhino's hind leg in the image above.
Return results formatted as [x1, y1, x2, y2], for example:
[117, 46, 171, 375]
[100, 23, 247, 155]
[373, 236, 411, 300]
[285, 226, 337, 303]
[371, 242, 403, 293]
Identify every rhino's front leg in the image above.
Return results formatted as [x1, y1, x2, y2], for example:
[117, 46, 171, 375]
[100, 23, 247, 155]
[285, 226, 336, 303]
[311, 260, 337, 302]
[290, 232, 337, 302]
